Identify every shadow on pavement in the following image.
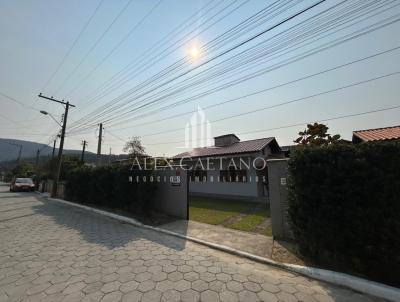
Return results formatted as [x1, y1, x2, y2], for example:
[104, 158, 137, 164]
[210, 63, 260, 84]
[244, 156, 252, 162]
[31, 196, 188, 252]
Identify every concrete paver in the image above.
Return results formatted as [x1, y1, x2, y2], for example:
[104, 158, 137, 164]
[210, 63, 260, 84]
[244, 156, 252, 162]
[159, 220, 274, 259]
[0, 184, 386, 301]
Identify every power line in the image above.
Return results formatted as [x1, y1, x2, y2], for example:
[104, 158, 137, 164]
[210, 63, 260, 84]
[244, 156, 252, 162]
[115, 10, 400, 126]
[52, 0, 135, 95]
[64, 0, 165, 98]
[69, 0, 255, 121]
[102, 45, 400, 132]
[76, 0, 250, 109]
[41, 0, 105, 92]
[0, 91, 38, 112]
[68, 1, 399, 133]
[144, 104, 400, 146]
[68, 0, 328, 130]
[86, 0, 319, 119]
[102, 71, 400, 139]
[104, 128, 126, 142]
[69, 0, 383, 130]
[109, 0, 391, 120]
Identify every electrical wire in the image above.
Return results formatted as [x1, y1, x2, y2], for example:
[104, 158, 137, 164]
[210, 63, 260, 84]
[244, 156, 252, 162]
[131, 71, 400, 138]
[0, 92, 39, 112]
[144, 104, 400, 146]
[76, 0, 252, 109]
[68, 0, 324, 130]
[67, 70, 400, 141]
[52, 0, 135, 95]
[68, 0, 292, 124]
[69, 0, 396, 132]
[101, 45, 400, 132]
[41, 0, 105, 93]
[64, 0, 165, 98]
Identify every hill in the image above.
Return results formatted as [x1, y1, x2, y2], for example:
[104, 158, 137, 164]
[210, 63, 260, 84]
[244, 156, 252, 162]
[0, 138, 88, 162]
[0, 138, 128, 172]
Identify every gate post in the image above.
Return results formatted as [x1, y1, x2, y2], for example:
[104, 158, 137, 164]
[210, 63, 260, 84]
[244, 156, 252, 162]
[267, 159, 293, 240]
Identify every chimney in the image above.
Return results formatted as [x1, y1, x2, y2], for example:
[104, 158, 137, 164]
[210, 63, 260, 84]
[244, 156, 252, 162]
[214, 134, 240, 147]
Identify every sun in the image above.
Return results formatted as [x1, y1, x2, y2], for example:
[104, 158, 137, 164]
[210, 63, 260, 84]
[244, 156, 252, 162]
[190, 46, 200, 59]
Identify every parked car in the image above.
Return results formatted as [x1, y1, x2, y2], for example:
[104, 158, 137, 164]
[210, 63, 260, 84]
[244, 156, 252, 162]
[10, 178, 35, 192]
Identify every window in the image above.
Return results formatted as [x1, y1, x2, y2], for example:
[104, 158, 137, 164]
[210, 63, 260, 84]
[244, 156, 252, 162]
[219, 167, 247, 182]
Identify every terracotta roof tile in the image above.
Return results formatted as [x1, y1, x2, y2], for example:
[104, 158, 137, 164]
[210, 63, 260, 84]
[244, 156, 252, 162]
[173, 137, 276, 158]
[353, 125, 400, 142]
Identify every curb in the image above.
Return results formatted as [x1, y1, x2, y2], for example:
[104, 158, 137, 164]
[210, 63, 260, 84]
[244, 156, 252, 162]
[44, 196, 400, 302]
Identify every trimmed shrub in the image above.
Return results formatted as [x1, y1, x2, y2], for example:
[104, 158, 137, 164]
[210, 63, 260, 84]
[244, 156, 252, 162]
[65, 165, 156, 215]
[288, 141, 400, 286]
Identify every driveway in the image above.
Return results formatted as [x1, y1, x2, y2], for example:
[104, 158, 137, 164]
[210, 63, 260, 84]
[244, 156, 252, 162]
[0, 183, 385, 302]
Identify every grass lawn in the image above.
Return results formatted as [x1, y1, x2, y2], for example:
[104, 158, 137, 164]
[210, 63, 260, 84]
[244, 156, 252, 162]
[189, 196, 272, 236]
[227, 207, 270, 232]
[189, 197, 252, 225]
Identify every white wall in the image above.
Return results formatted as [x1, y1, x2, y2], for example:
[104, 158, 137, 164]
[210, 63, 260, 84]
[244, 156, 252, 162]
[188, 155, 263, 198]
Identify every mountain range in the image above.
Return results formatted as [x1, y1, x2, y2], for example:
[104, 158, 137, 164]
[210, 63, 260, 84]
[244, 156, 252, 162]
[0, 138, 88, 162]
[0, 138, 127, 164]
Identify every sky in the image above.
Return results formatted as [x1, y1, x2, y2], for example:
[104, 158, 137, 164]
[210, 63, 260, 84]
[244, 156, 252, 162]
[0, 0, 399, 157]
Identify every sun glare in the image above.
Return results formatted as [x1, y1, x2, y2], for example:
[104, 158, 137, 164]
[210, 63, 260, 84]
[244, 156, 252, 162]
[190, 46, 199, 58]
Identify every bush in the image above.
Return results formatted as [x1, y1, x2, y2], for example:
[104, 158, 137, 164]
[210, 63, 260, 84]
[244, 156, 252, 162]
[65, 165, 156, 215]
[288, 141, 400, 286]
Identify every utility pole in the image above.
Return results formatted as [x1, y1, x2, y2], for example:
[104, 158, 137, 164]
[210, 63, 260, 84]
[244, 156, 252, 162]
[81, 140, 87, 162]
[38, 93, 75, 198]
[97, 123, 103, 166]
[108, 148, 112, 165]
[9, 143, 23, 163]
[35, 149, 40, 167]
[17, 145, 22, 162]
[52, 139, 57, 159]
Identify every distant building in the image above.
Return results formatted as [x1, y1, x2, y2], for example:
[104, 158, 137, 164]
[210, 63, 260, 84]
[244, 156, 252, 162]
[173, 134, 284, 202]
[280, 145, 296, 158]
[352, 125, 400, 143]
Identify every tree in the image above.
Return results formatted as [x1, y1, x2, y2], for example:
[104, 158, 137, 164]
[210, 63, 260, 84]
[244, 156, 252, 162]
[123, 136, 145, 157]
[60, 155, 84, 180]
[294, 123, 341, 146]
[12, 161, 34, 177]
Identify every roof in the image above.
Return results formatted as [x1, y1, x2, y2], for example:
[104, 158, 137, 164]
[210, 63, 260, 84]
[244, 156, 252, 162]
[173, 137, 278, 158]
[214, 133, 240, 140]
[352, 125, 400, 142]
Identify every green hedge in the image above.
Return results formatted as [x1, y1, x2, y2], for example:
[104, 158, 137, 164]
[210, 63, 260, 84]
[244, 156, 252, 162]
[288, 141, 400, 286]
[65, 165, 157, 214]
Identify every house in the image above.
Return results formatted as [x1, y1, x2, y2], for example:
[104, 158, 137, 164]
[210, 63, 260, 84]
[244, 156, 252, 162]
[280, 145, 296, 157]
[352, 125, 400, 143]
[173, 134, 283, 202]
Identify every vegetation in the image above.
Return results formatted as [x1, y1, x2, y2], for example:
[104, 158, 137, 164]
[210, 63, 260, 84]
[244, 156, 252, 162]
[228, 207, 270, 232]
[11, 161, 34, 177]
[65, 165, 156, 215]
[189, 197, 271, 235]
[294, 122, 341, 146]
[288, 141, 400, 286]
[59, 155, 84, 180]
[123, 136, 146, 157]
[189, 197, 252, 225]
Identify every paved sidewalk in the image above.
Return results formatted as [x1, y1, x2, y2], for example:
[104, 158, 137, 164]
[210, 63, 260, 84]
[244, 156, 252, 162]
[0, 185, 385, 302]
[159, 220, 274, 259]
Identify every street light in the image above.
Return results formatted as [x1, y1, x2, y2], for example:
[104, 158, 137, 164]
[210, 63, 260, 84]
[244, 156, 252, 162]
[40, 110, 62, 127]
[38, 94, 75, 198]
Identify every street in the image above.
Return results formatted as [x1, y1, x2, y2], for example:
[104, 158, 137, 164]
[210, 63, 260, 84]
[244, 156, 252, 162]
[0, 183, 384, 302]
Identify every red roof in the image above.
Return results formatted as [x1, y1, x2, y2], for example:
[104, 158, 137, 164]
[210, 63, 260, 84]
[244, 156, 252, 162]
[173, 137, 278, 158]
[353, 125, 400, 142]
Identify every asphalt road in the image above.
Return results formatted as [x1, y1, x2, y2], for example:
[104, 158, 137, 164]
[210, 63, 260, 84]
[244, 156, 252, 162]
[0, 182, 385, 302]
